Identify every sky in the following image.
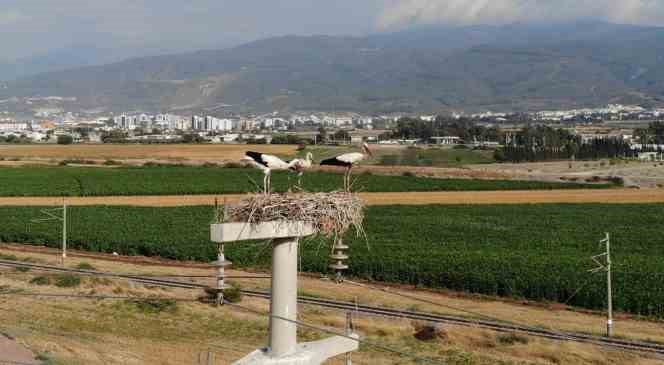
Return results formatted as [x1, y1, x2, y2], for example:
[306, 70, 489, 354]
[1, 0, 664, 61]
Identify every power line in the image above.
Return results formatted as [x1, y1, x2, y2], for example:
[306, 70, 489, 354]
[342, 279, 590, 344]
[223, 300, 447, 365]
[0, 291, 206, 303]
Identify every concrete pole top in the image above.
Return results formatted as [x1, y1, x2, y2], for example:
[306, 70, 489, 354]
[211, 221, 316, 243]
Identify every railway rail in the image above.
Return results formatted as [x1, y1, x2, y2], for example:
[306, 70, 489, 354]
[1, 259, 664, 357]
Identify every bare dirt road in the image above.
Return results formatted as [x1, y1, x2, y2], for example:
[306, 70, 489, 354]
[0, 335, 40, 365]
[0, 189, 663, 206]
[0, 144, 296, 163]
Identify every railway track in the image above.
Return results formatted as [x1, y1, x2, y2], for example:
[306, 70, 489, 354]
[2, 259, 664, 356]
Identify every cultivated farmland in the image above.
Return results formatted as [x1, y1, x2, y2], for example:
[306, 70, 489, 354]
[0, 166, 612, 196]
[0, 144, 296, 162]
[2, 204, 663, 317]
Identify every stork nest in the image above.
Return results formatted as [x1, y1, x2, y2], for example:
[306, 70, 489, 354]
[219, 192, 365, 238]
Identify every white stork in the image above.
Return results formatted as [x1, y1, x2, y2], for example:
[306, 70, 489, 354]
[243, 151, 291, 193]
[320, 143, 373, 191]
[287, 152, 314, 187]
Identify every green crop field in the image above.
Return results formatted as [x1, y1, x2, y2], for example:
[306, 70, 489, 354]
[0, 166, 611, 196]
[1, 204, 662, 317]
[302, 145, 494, 167]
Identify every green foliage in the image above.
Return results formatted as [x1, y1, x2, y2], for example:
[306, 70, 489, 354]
[498, 125, 638, 162]
[14, 266, 30, 272]
[54, 274, 81, 288]
[223, 285, 243, 303]
[30, 276, 51, 286]
[129, 298, 178, 314]
[103, 159, 123, 166]
[0, 166, 609, 197]
[496, 333, 529, 345]
[181, 134, 206, 143]
[0, 253, 18, 261]
[75, 262, 96, 270]
[56, 135, 74, 145]
[271, 134, 301, 144]
[3, 204, 664, 317]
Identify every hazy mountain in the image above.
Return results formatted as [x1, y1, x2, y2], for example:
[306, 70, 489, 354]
[2, 21, 664, 113]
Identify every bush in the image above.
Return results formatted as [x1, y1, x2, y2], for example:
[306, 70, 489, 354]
[223, 285, 243, 303]
[0, 253, 18, 261]
[223, 162, 245, 169]
[497, 332, 529, 345]
[103, 160, 122, 166]
[59, 159, 96, 166]
[14, 266, 30, 272]
[56, 135, 74, 145]
[30, 276, 51, 286]
[75, 262, 96, 270]
[54, 274, 81, 288]
[130, 298, 178, 314]
[402, 171, 416, 177]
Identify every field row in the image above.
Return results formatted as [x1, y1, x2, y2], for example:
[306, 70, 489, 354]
[0, 166, 612, 197]
[1, 204, 663, 317]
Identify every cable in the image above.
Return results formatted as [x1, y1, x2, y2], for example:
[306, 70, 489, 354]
[0, 291, 206, 303]
[0, 271, 270, 279]
[342, 279, 587, 343]
[223, 300, 447, 365]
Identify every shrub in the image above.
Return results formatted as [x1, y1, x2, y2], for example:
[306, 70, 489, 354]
[75, 262, 96, 270]
[30, 276, 51, 286]
[14, 266, 30, 272]
[497, 332, 529, 345]
[412, 322, 447, 342]
[223, 162, 245, 169]
[223, 285, 243, 303]
[402, 171, 416, 177]
[54, 274, 81, 288]
[56, 135, 74, 145]
[0, 253, 18, 261]
[103, 160, 122, 166]
[130, 298, 178, 314]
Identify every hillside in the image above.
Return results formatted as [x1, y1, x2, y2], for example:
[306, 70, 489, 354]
[2, 21, 664, 113]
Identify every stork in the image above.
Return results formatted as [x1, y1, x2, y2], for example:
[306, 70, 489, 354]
[320, 143, 373, 191]
[288, 152, 314, 187]
[242, 151, 291, 193]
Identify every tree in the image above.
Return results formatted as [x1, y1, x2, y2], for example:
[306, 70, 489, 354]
[333, 130, 350, 142]
[182, 134, 205, 143]
[317, 126, 327, 144]
[57, 135, 74, 145]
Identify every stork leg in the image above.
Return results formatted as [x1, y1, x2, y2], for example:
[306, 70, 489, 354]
[297, 171, 303, 187]
[344, 166, 351, 192]
[264, 170, 271, 194]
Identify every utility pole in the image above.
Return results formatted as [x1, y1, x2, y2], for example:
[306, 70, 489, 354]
[345, 311, 354, 365]
[30, 198, 67, 266]
[591, 232, 612, 337]
[62, 198, 67, 266]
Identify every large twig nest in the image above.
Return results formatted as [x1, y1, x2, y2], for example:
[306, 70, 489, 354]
[219, 192, 365, 239]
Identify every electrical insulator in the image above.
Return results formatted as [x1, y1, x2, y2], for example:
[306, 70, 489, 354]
[329, 239, 349, 283]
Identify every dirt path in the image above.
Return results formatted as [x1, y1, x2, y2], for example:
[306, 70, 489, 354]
[0, 335, 41, 365]
[0, 189, 663, 206]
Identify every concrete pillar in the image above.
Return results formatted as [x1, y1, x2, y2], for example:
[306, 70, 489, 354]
[269, 237, 298, 357]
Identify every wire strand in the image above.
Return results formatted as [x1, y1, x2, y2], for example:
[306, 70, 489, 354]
[223, 300, 447, 365]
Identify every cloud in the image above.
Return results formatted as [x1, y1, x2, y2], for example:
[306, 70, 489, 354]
[376, 0, 664, 29]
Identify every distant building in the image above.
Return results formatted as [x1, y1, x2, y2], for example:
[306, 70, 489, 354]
[430, 136, 461, 145]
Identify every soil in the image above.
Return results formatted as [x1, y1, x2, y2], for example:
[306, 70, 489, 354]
[0, 335, 41, 365]
[0, 189, 663, 207]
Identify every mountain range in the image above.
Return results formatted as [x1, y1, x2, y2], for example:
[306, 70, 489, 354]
[1, 21, 663, 114]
